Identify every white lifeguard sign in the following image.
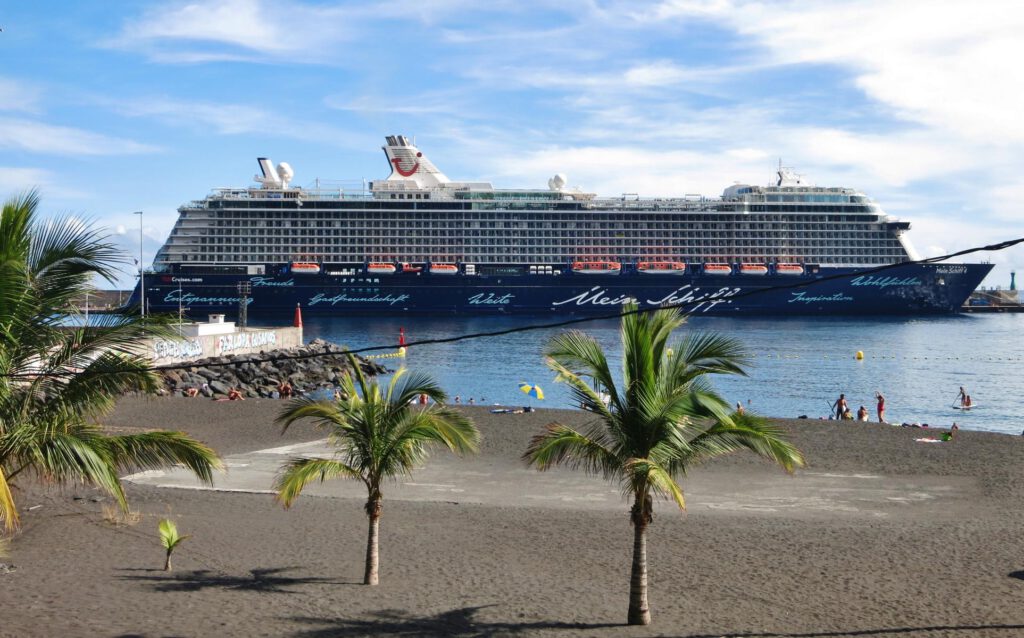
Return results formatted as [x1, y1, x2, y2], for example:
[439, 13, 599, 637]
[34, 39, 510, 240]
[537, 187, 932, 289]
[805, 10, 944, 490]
[381, 135, 450, 188]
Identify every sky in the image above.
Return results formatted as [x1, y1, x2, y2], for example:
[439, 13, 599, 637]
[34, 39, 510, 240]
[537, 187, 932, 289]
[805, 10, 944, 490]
[2, 0, 1022, 289]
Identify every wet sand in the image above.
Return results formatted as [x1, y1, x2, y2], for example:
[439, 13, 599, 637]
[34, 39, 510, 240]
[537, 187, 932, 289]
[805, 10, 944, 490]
[4, 397, 1024, 637]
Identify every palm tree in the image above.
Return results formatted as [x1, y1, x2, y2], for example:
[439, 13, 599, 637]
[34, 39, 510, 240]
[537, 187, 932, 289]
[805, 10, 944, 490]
[274, 359, 479, 585]
[524, 303, 804, 626]
[0, 191, 223, 532]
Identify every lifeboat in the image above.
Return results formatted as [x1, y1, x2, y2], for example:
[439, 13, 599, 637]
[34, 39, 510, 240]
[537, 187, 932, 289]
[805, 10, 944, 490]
[637, 261, 686, 274]
[429, 263, 459, 275]
[572, 261, 622, 274]
[401, 262, 423, 273]
[739, 263, 769, 276]
[367, 262, 396, 275]
[702, 263, 732, 276]
[290, 262, 321, 275]
[775, 263, 805, 276]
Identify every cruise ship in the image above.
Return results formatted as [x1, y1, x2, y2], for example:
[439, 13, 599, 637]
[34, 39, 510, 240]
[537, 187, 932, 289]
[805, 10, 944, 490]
[134, 135, 991, 316]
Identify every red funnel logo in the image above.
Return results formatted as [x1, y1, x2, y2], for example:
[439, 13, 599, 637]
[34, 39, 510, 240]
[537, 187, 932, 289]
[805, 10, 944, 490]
[391, 152, 421, 177]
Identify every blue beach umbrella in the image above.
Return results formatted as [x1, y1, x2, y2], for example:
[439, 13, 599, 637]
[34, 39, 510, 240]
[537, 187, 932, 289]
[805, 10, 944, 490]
[518, 382, 544, 400]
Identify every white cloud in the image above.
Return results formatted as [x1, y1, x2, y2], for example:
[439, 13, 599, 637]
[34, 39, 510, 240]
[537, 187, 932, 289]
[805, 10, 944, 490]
[110, 97, 366, 148]
[115, 99, 276, 135]
[0, 167, 54, 193]
[0, 118, 157, 156]
[107, 0, 351, 63]
[106, 0, 491, 64]
[0, 77, 42, 113]
[646, 0, 1024, 145]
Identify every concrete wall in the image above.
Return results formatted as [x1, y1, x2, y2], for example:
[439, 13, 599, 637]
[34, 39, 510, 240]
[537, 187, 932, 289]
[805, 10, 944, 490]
[143, 326, 303, 365]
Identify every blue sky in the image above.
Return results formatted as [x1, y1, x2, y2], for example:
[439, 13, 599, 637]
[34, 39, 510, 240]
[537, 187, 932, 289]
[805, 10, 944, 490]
[2, 0, 1022, 288]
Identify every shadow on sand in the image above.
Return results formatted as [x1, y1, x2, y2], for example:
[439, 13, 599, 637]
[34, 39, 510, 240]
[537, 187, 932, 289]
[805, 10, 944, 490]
[120, 565, 355, 593]
[680, 626, 1024, 638]
[287, 605, 619, 637]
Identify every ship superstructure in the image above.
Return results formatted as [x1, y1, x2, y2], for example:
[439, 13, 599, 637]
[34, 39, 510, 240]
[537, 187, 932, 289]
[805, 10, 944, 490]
[156, 136, 913, 270]
[141, 135, 989, 316]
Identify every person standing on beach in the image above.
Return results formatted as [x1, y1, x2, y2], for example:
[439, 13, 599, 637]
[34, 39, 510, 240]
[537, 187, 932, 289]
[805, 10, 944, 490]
[876, 391, 886, 423]
[834, 393, 848, 420]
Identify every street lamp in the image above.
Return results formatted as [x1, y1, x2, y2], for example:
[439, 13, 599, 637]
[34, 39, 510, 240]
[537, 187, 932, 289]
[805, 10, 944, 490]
[134, 211, 144, 318]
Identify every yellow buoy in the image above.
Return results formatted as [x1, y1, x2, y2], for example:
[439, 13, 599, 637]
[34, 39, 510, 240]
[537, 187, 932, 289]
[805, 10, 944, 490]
[855, 350, 864, 360]
[398, 347, 407, 357]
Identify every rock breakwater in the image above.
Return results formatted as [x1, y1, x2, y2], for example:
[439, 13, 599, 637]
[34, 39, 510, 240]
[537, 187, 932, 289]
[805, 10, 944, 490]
[156, 339, 387, 398]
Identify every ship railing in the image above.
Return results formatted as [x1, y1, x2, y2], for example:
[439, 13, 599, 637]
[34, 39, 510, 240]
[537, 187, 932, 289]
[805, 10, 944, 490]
[207, 187, 374, 201]
[588, 197, 723, 211]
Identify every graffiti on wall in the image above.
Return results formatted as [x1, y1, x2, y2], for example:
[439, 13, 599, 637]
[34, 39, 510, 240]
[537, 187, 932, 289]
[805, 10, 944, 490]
[216, 330, 277, 355]
[153, 339, 204, 361]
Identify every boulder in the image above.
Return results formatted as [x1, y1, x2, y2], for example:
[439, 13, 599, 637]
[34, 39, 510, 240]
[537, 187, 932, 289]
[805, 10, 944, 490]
[208, 380, 231, 395]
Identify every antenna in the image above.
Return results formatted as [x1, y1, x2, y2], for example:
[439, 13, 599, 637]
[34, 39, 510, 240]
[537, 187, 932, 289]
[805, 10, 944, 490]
[237, 281, 251, 330]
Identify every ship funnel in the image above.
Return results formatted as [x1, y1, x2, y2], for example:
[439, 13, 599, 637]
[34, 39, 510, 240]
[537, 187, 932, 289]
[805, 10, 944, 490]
[255, 157, 284, 189]
[382, 136, 450, 187]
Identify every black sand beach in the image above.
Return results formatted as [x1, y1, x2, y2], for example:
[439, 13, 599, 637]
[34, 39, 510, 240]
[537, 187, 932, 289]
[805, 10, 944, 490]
[4, 397, 1024, 637]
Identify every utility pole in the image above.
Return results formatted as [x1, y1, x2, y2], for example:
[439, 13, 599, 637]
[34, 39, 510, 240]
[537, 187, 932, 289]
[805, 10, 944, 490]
[237, 281, 251, 330]
[178, 281, 184, 335]
[134, 211, 145, 318]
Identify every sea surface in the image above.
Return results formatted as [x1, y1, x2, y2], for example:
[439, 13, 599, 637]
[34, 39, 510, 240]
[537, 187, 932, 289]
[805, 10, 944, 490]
[256, 313, 1024, 435]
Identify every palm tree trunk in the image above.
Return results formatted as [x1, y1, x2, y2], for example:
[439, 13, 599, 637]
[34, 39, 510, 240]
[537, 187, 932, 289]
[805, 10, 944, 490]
[628, 500, 652, 625]
[364, 496, 382, 585]
[164, 549, 172, 572]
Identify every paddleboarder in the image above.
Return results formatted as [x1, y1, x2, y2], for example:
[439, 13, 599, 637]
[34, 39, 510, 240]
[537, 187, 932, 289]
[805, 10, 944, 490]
[957, 386, 968, 408]
[834, 393, 848, 420]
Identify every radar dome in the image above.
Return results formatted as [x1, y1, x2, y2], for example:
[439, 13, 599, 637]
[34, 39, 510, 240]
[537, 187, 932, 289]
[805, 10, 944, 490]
[548, 173, 567, 191]
[277, 162, 294, 188]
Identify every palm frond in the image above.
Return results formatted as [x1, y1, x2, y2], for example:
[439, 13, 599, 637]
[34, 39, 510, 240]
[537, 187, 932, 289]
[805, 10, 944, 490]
[387, 406, 480, 461]
[546, 358, 615, 422]
[0, 466, 18, 532]
[387, 368, 447, 408]
[0, 191, 37, 266]
[274, 457, 361, 507]
[98, 431, 223, 484]
[22, 429, 129, 511]
[29, 214, 126, 286]
[684, 413, 805, 473]
[544, 330, 620, 410]
[666, 331, 751, 386]
[626, 457, 686, 510]
[523, 423, 620, 479]
[276, 396, 348, 433]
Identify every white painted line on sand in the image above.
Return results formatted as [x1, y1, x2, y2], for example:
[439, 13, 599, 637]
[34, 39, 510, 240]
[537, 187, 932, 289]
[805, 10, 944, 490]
[251, 440, 331, 455]
[404, 483, 457, 489]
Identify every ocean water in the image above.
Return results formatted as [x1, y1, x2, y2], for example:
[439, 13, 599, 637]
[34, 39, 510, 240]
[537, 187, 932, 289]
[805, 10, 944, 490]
[255, 313, 1024, 436]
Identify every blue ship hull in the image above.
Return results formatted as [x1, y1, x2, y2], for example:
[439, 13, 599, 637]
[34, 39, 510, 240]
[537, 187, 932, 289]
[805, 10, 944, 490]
[132, 262, 992, 317]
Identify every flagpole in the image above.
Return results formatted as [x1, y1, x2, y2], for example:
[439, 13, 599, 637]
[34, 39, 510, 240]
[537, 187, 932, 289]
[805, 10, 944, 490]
[134, 211, 144, 318]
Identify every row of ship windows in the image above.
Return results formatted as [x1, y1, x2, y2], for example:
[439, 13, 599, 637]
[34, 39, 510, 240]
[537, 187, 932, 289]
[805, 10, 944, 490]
[199, 201, 878, 214]
[184, 232, 903, 243]
[176, 246, 907, 259]
[169, 253, 902, 266]
[201, 221, 887, 232]
[191, 210, 879, 223]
